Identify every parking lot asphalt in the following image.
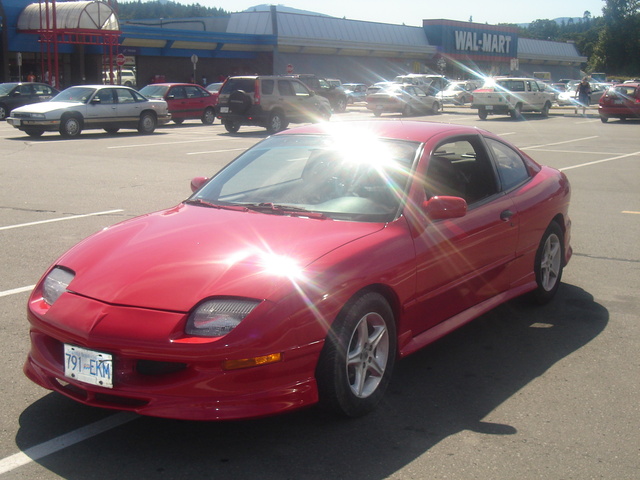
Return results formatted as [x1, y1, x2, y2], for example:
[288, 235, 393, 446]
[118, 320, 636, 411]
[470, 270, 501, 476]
[0, 107, 638, 479]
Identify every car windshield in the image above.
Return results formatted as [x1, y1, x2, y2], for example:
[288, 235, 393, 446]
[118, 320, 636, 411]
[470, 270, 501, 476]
[139, 85, 168, 98]
[0, 83, 18, 95]
[51, 87, 97, 103]
[189, 133, 420, 222]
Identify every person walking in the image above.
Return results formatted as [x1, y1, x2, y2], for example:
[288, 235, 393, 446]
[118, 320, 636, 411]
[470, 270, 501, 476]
[575, 77, 591, 115]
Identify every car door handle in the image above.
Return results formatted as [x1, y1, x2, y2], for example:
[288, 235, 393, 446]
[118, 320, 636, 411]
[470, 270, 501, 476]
[500, 209, 514, 221]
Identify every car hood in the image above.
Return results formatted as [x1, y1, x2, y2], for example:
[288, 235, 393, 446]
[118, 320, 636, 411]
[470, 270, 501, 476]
[56, 204, 384, 311]
[13, 101, 82, 114]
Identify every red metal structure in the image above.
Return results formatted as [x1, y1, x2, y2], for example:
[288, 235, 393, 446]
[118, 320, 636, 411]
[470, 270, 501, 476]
[17, 0, 121, 88]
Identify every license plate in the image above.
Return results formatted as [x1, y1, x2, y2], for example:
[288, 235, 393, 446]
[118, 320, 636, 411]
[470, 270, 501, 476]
[64, 344, 113, 388]
[613, 99, 623, 104]
[486, 105, 493, 110]
[376, 105, 383, 110]
[220, 106, 229, 113]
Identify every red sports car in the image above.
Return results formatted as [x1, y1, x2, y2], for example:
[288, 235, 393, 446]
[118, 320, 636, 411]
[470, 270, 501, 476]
[139, 83, 217, 125]
[24, 121, 572, 420]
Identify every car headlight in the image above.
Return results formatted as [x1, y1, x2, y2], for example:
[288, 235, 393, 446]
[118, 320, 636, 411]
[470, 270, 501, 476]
[42, 267, 75, 306]
[29, 113, 46, 119]
[186, 299, 260, 337]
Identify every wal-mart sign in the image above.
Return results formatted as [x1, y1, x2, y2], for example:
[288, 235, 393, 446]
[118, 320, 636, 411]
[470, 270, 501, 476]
[454, 31, 513, 55]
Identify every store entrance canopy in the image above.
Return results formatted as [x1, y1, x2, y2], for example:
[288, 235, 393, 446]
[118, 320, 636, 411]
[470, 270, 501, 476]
[17, 0, 119, 32]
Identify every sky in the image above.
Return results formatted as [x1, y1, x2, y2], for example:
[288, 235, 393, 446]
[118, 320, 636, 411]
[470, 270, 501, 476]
[185, 0, 607, 27]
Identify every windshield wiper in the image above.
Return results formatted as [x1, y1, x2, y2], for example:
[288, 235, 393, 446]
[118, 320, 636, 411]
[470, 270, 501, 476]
[243, 202, 328, 219]
[184, 199, 249, 211]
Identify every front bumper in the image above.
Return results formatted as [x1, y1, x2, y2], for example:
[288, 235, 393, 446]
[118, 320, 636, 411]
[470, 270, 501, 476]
[25, 293, 322, 420]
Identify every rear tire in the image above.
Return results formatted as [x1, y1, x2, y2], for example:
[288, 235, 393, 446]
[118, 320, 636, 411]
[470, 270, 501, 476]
[224, 120, 240, 133]
[510, 104, 523, 120]
[532, 222, 564, 304]
[0, 104, 8, 120]
[201, 107, 215, 125]
[316, 291, 396, 417]
[478, 107, 488, 120]
[266, 111, 287, 133]
[600, 116, 609, 123]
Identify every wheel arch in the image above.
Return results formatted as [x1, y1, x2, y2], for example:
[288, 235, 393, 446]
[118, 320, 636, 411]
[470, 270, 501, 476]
[325, 283, 402, 351]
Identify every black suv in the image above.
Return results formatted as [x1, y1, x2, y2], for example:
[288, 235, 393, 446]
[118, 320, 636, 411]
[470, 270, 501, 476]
[285, 74, 348, 113]
[216, 76, 332, 134]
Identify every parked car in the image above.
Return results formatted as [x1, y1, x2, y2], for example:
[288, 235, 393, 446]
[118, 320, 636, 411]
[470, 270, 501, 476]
[0, 82, 58, 120]
[556, 82, 606, 107]
[366, 83, 441, 116]
[139, 83, 217, 125]
[394, 74, 449, 93]
[286, 74, 348, 113]
[436, 81, 475, 105]
[366, 81, 393, 95]
[23, 120, 572, 421]
[103, 68, 137, 87]
[6, 85, 171, 138]
[343, 83, 368, 103]
[471, 77, 555, 119]
[598, 82, 640, 122]
[215, 75, 331, 133]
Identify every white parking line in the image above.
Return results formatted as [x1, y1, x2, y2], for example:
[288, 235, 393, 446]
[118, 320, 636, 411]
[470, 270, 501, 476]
[522, 136, 599, 150]
[0, 285, 35, 298]
[0, 412, 138, 475]
[560, 151, 640, 171]
[107, 138, 234, 149]
[0, 209, 123, 232]
[187, 148, 247, 156]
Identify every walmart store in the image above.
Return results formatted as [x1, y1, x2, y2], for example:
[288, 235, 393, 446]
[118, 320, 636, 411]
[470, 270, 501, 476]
[0, 0, 587, 87]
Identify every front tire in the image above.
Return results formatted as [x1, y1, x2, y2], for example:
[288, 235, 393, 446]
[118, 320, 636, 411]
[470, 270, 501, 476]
[478, 107, 488, 120]
[540, 101, 551, 117]
[600, 116, 609, 123]
[316, 291, 396, 417]
[138, 112, 157, 134]
[431, 101, 441, 115]
[59, 115, 83, 138]
[25, 128, 44, 138]
[532, 222, 564, 304]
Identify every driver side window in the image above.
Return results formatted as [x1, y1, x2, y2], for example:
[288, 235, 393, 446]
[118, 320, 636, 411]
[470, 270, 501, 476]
[426, 138, 498, 204]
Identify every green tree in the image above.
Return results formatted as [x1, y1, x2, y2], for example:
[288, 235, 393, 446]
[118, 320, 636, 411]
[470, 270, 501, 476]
[590, 0, 640, 74]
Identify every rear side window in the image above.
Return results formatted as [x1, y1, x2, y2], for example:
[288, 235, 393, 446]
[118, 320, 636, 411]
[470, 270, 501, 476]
[220, 78, 255, 94]
[486, 138, 530, 191]
[261, 80, 274, 95]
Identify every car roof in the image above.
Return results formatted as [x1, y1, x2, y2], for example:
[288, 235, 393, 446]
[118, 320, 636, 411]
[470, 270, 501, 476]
[142, 83, 203, 87]
[274, 120, 490, 143]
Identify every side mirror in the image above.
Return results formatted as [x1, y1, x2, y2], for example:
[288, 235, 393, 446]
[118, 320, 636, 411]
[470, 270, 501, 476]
[166, 94, 175, 100]
[422, 195, 467, 220]
[91, 97, 102, 104]
[190, 176, 209, 193]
